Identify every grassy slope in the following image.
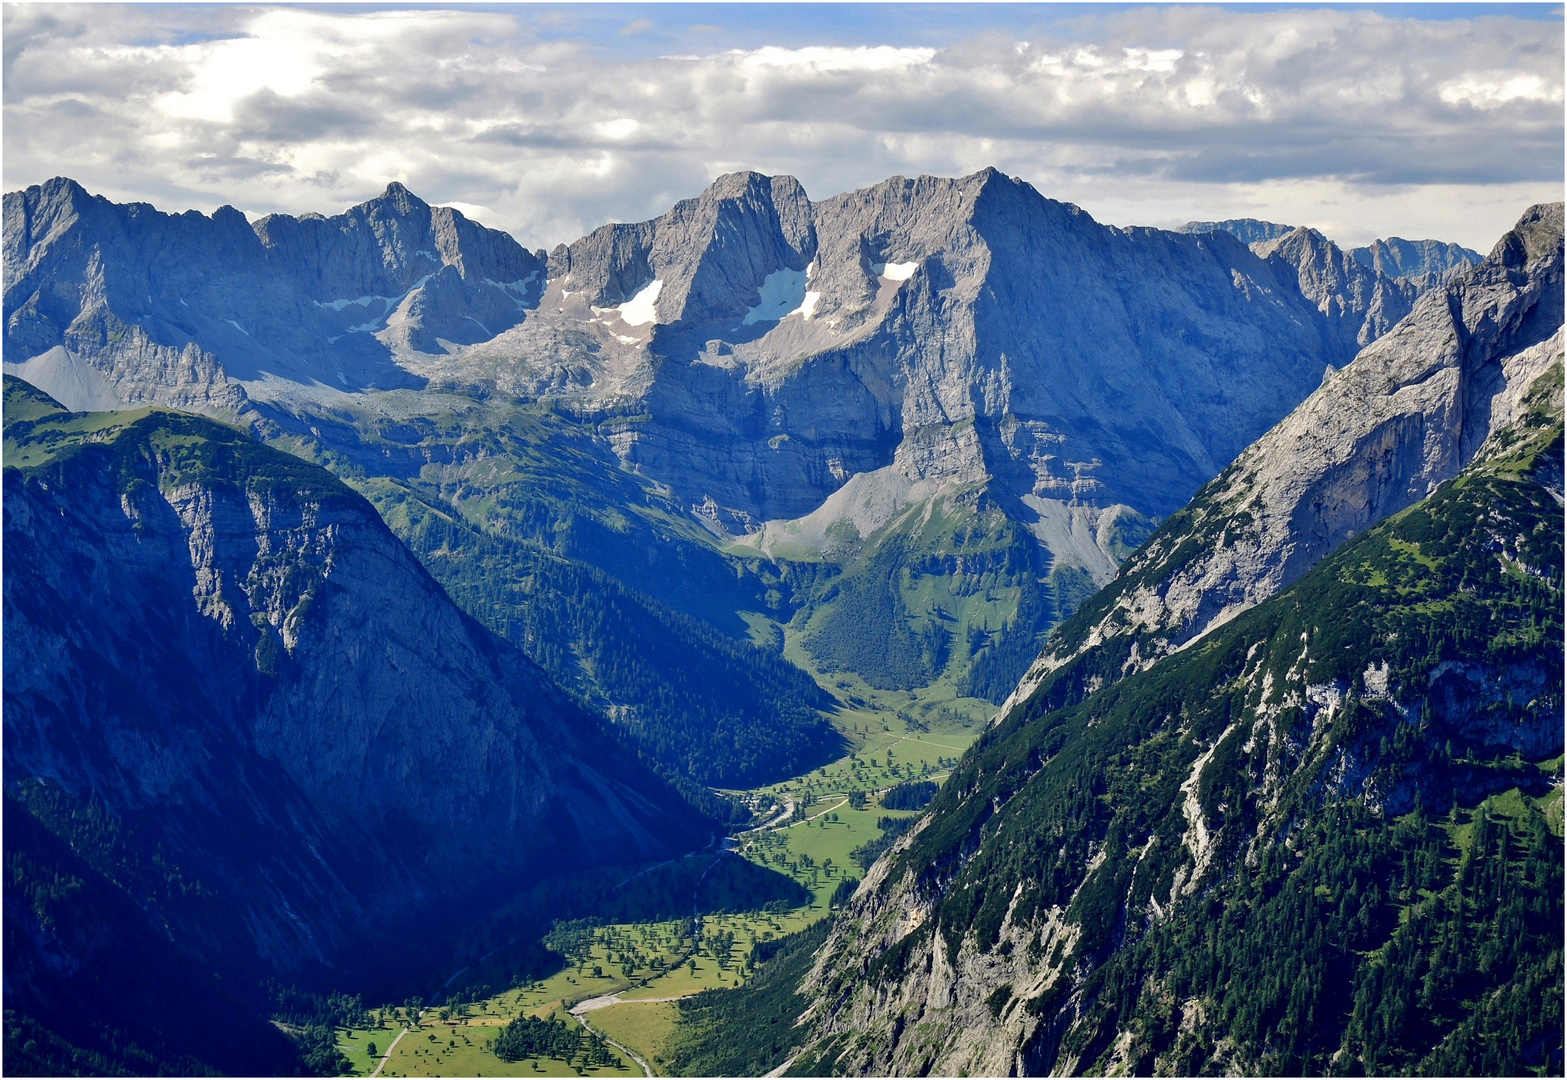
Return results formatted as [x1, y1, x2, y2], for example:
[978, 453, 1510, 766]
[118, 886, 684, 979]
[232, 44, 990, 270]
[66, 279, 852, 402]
[257, 394, 847, 791]
[773, 487, 1150, 707]
[260, 390, 1153, 790]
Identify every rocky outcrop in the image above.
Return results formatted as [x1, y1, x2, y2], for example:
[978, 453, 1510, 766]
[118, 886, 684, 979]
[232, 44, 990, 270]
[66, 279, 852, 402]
[1352, 235, 1483, 290]
[478, 169, 1445, 529]
[1002, 203, 1563, 719]
[2, 178, 545, 407]
[2, 379, 708, 984]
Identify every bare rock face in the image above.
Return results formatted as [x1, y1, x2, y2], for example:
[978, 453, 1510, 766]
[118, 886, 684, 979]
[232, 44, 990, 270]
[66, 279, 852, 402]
[252, 182, 544, 351]
[1182, 219, 1482, 295]
[6, 171, 1448, 532]
[1003, 202, 1564, 715]
[3, 385, 708, 981]
[3, 178, 545, 406]
[1352, 235, 1483, 290]
[1253, 226, 1422, 353]
[548, 171, 816, 326]
[489, 169, 1445, 528]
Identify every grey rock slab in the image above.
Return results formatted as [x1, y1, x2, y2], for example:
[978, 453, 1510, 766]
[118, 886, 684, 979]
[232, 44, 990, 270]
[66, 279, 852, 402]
[1004, 202, 1564, 717]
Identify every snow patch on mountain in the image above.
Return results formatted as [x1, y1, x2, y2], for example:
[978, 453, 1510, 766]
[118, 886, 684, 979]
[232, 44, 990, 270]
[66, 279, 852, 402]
[744, 266, 811, 324]
[873, 260, 919, 281]
[617, 279, 663, 325]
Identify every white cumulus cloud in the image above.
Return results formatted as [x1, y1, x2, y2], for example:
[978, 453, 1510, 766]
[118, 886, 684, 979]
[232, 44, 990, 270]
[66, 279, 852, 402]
[3, 4, 1561, 252]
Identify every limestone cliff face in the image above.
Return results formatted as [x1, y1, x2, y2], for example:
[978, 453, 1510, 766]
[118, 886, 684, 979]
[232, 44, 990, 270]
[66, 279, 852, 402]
[1253, 226, 1421, 353]
[485, 169, 1436, 528]
[3, 178, 544, 406]
[1351, 235, 1484, 290]
[7, 171, 1448, 536]
[997, 203, 1564, 719]
[3, 386, 708, 981]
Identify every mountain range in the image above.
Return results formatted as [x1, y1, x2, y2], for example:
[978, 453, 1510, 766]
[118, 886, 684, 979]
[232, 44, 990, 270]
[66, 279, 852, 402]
[3, 170, 1485, 740]
[3, 167, 1554, 1077]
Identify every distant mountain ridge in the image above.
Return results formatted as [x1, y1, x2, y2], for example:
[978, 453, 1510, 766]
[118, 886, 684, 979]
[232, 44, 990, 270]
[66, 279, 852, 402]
[1177, 217, 1298, 244]
[1180, 216, 1483, 288]
[1352, 235, 1485, 288]
[3, 176, 544, 405]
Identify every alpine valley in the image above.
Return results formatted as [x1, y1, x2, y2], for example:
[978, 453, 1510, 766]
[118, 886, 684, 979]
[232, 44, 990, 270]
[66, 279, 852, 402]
[3, 168, 1558, 1078]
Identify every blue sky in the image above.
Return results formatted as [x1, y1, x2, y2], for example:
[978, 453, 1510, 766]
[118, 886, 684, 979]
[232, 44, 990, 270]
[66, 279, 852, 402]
[322, 3, 1565, 56]
[5, 3, 1562, 250]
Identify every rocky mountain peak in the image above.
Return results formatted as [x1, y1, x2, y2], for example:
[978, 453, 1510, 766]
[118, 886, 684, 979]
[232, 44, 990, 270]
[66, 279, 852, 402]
[1496, 201, 1565, 269]
[1177, 217, 1297, 244]
[5, 176, 546, 402]
[1252, 223, 1332, 257]
[1253, 223, 1420, 350]
[1004, 201, 1564, 714]
[544, 169, 816, 326]
[380, 178, 419, 202]
[1352, 235, 1481, 285]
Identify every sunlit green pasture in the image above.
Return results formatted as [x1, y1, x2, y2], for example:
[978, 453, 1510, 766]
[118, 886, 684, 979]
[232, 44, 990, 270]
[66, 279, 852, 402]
[328, 698, 970, 1078]
[585, 1001, 680, 1075]
[376, 1010, 637, 1078]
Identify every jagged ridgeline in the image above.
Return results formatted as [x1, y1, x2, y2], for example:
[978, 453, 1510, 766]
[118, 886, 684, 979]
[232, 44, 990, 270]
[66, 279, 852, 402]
[3, 170, 1479, 751]
[755, 207, 1565, 1078]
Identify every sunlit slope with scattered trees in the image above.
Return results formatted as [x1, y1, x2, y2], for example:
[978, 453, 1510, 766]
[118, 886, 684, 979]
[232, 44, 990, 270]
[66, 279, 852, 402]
[773, 369, 1564, 1077]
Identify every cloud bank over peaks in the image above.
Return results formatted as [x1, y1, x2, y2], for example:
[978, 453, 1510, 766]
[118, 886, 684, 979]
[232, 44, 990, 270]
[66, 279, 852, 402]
[3, 4, 1560, 251]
